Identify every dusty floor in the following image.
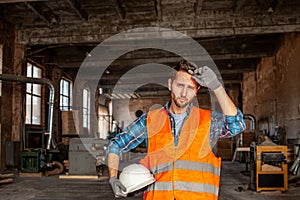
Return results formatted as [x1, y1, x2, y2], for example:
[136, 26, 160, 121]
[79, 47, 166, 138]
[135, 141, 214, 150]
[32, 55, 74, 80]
[0, 161, 299, 200]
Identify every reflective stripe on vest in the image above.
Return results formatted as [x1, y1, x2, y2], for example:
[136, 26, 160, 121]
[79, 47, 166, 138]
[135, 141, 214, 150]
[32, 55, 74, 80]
[145, 181, 219, 196]
[150, 160, 220, 177]
[175, 181, 219, 196]
[176, 160, 220, 177]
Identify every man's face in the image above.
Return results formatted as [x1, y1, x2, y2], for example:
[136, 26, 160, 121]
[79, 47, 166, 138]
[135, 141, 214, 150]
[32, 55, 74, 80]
[168, 70, 199, 110]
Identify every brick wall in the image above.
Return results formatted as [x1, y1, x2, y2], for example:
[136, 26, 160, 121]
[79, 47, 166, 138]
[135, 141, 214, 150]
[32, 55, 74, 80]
[243, 33, 300, 139]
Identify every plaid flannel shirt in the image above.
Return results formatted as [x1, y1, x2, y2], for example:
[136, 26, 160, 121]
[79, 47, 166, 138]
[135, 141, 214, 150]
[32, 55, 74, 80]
[108, 102, 246, 159]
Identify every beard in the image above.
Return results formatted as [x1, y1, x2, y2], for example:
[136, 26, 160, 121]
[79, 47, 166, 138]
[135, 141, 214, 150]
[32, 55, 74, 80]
[173, 96, 189, 108]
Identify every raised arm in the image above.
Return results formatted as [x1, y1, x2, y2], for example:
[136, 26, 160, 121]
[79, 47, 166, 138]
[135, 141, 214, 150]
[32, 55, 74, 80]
[213, 86, 237, 116]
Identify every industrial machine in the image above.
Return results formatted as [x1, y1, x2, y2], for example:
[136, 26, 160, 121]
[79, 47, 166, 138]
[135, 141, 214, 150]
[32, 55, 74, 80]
[288, 138, 300, 176]
[1, 74, 65, 175]
[68, 138, 108, 175]
[250, 143, 288, 192]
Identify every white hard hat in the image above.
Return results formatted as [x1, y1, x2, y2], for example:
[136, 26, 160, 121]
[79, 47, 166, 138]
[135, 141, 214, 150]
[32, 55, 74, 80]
[119, 163, 155, 194]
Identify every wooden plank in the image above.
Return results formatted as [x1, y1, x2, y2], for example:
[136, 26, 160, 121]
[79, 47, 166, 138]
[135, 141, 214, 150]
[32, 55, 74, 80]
[19, 172, 43, 177]
[232, 147, 250, 163]
[0, 178, 13, 184]
[0, 173, 14, 179]
[59, 175, 99, 180]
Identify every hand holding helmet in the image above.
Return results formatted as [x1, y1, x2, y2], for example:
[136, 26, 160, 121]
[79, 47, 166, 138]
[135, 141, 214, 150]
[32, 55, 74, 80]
[119, 164, 155, 195]
[188, 66, 222, 91]
[109, 176, 127, 198]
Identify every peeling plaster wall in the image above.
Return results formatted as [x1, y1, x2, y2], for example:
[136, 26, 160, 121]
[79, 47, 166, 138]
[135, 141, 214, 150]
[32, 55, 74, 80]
[243, 33, 300, 139]
[275, 33, 300, 139]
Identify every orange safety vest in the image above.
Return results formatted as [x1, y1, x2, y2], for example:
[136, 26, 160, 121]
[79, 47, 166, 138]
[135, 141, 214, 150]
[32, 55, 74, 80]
[140, 106, 221, 200]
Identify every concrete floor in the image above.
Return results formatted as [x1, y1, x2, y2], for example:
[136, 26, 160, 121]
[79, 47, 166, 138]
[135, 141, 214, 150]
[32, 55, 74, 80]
[0, 161, 299, 200]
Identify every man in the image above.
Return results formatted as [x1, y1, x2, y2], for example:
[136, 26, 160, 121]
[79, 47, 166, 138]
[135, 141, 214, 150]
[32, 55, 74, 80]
[107, 60, 246, 199]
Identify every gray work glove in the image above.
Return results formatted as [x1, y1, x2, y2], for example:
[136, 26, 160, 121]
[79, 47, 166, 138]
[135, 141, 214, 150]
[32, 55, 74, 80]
[109, 176, 127, 198]
[188, 66, 222, 91]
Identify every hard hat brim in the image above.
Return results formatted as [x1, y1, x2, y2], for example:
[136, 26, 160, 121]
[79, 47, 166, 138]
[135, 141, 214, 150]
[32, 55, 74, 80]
[121, 176, 155, 195]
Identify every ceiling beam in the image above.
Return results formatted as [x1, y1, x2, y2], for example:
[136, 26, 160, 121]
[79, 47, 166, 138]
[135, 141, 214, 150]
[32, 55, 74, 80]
[0, 0, 46, 3]
[112, 0, 126, 19]
[194, 0, 204, 15]
[154, 0, 162, 20]
[24, 2, 50, 26]
[234, 0, 246, 13]
[219, 68, 255, 74]
[65, 0, 87, 21]
[97, 67, 254, 82]
[21, 22, 299, 45]
[98, 79, 243, 90]
[56, 50, 271, 69]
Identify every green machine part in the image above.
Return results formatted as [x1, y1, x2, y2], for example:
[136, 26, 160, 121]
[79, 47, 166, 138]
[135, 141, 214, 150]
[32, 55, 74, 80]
[21, 151, 40, 173]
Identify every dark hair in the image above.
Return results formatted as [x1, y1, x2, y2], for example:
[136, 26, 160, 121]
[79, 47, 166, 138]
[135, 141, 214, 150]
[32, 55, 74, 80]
[170, 59, 198, 80]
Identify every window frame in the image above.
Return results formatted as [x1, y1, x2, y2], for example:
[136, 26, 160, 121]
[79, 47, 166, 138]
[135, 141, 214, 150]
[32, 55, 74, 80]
[82, 87, 90, 132]
[25, 62, 43, 125]
[59, 78, 72, 111]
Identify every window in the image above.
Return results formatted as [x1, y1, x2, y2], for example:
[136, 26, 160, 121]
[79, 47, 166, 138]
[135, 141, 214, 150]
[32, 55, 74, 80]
[83, 88, 90, 132]
[26, 63, 42, 125]
[60, 78, 72, 111]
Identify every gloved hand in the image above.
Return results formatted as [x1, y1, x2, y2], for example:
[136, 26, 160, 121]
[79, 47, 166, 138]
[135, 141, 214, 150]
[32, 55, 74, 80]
[188, 66, 222, 91]
[109, 176, 127, 198]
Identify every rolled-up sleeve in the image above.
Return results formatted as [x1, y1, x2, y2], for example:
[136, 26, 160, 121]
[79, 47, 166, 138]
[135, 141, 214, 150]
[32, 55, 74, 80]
[224, 109, 246, 135]
[221, 109, 246, 138]
[107, 114, 147, 160]
[211, 109, 246, 139]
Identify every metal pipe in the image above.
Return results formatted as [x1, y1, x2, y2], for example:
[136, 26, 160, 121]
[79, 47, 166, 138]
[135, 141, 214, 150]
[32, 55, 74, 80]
[0, 74, 55, 149]
[45, 161, 64, 176]
[243, 114, 256, 130]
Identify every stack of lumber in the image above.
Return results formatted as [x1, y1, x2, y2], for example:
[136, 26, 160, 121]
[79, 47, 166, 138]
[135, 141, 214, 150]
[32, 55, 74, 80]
[0, 173, 13, 184]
